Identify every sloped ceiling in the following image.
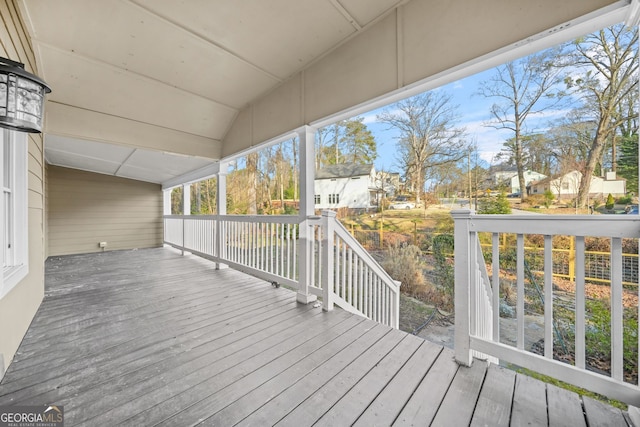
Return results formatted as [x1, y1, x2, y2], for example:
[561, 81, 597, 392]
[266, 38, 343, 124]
[19, 0, 406, 185]
[19, 0, 625, 186]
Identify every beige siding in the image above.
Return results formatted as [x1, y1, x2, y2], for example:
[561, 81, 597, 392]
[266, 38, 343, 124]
[0, 0, 45, 377]
[47, 166, 163, 256]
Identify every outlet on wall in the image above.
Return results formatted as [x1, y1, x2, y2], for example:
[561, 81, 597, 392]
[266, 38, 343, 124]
[99, 242, 107, 248]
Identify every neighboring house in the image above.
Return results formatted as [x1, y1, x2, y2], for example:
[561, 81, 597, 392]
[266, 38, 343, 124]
[491, 167, 518, 186]
[530, 170, 626, 199]
[314, 163, 376, 210]
[495, 169, 547, 195]
[374, 171, 401, 199]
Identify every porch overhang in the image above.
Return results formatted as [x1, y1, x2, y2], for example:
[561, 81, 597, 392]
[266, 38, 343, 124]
[15, 0, 633, 186]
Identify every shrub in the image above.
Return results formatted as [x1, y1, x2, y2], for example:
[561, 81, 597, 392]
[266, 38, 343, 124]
[617, 195, 633, 205]
[382, 245, 425, 297]
[478, 192, 512, 214]
[432, 234, 455, 302]
[605, 193, 615, 209]
[543, 190, 555, 208]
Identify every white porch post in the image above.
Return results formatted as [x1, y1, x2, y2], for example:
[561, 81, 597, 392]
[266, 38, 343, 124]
[297, 126, 318, 304]
[162, 189, 171, 249]
[452, 209, 473, 366]
[163, 189, 172, 215]
[182, 184, 191, 215]
[216, 161, 228, 269]
[181, 184, 191, 255]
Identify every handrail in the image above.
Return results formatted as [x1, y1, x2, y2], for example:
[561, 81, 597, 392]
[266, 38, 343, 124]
[333, 219, 401, 295]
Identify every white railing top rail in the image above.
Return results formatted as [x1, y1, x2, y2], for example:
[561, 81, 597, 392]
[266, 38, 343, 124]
[164, 214, 303, 224]
[463, 212, 640, 238]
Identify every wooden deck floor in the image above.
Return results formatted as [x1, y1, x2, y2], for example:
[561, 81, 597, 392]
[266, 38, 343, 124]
[0, 247, 632, 426]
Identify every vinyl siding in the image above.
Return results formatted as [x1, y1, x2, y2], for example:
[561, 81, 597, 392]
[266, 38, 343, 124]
[0, 0, 45, 378]
[47, 166, 163, 256]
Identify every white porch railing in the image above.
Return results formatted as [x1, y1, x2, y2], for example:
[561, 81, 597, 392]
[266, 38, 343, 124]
[163, 211, 400, 329]
[453, 209, 640, 406]
[307, 211, 400, 328]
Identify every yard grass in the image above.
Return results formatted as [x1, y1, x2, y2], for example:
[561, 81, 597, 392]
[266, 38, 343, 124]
[341, 206, 450, 233]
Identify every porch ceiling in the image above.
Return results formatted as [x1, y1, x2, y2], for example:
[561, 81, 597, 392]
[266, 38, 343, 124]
[19, 0, 406, 185]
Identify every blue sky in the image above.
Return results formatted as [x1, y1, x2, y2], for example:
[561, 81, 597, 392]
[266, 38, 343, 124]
[357, 67, 569, 174]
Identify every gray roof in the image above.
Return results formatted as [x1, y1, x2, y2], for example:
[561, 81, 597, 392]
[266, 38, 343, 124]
[316, 163, 373, 179]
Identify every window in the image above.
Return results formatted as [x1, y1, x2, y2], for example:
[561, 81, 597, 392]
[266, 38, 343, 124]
[561, 182, 569, 190]
[1, 129, 28, 299]
[314, 195, 321, 204]
[328, 194, 340, 204]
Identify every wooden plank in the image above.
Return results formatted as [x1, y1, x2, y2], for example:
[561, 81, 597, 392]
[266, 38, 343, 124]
[4, 299, 319, 411]
[235, 323, 391, 427]
[353, 342, 443, 427]
[582, 396, 629, 427]
[18, 278, 274, 350]
[196, 317, 372, 426]
[314, 334, 425, 426]
[393, 347, 460, 426]
[430, 359, 487, 426]
[0, 290, 297, 399]
[275, 329, 406, 427]
[123, 312, 360, 427]
[470, 364, 515, 427]
[83, 309, 352, 426]
[63, 307, 326, 425]
[547, 383, 586, 427]
[511, 373, 548, 427]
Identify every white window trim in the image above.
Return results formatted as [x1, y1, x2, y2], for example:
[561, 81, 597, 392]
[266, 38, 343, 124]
[1, 130, 28, 300]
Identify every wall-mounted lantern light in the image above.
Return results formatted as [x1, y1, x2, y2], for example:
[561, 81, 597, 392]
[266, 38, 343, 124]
[0, 56, 51, 133]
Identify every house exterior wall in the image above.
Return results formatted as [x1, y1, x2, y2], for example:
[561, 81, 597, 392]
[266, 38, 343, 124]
[314, 177, 371, 210]
[600, 180, 626, 196]
[47, 166, 163, 256]
[0, 0, 45, 378]
[531, 171, 625, 199]
[510, 171, 547, 194]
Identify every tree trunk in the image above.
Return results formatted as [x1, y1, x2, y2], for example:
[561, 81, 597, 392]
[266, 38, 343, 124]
[247, 152, 258, 214]
[577, 122, 609, 208]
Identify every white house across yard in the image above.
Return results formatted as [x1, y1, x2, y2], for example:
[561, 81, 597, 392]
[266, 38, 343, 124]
[530, 170, 626, 200]
[495, 169, 547, 195]
[314, 163, 377, 211]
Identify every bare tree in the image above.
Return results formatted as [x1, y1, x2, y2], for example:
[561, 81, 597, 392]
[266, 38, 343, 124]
[377, 92, 466, 204]
[563, 24, 638, 207]
[478, 48, 565, 202]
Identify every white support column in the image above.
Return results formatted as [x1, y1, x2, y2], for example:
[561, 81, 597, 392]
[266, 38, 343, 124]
[297, 126, 318, 304]
[216, 162, 228, 269]
[217, 163, 227, 216]
[163, 189, 172, 215]
[321, 210, 335, 311]
[452, 209, 473, 367]
[182, 183, 191, 216]
[181, 184, 191, 255]
[162, 189, 171, 249]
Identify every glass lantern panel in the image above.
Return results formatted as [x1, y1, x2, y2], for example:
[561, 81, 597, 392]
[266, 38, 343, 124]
[16, 77, 43, 125]
[0, 74, 6, 109]
[7, 77, 15, 116]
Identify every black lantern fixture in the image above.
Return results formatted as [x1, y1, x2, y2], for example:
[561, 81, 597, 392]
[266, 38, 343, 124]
[0, 56, 51, 133]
